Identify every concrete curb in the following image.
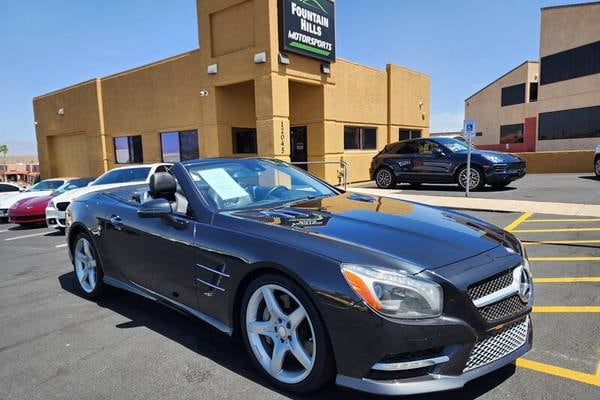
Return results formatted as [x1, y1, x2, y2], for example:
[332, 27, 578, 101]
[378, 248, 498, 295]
[346, 187, 600, 217]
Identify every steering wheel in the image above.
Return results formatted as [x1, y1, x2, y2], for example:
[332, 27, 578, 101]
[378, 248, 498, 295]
[263, 185, 290, 200]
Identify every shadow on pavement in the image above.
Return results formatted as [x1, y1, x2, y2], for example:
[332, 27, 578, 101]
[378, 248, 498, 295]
[58, 271, 515, 400]
[578, 175, 599, 181]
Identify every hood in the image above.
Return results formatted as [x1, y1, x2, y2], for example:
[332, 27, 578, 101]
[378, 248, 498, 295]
[10, 195, 53, 212]
[53, 182, 148, 203]
[0, 190, 53, 209]
[232, 194, 516, 269]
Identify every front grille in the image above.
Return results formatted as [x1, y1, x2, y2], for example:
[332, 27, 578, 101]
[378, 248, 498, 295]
[464, 317, 529, 372]
[479, 295, 527, 322]
[365, 366, 432, 381]
[11, 214, 44, 222]
[56, 202, 69, 212]
[468, 268, 513, 301]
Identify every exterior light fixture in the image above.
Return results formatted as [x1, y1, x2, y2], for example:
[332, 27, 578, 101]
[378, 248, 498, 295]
[320, 63, 331, 75]
[207, 64, 218, 75]
[254, 52, 267, 64]
[57, 108, 65, 115]
[199, 90, 209, 97]
[278, 53, 290, 65]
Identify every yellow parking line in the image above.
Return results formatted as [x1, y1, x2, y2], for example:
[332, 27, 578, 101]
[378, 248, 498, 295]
[513, 227, 600, 233]
[532, 306, 600, 313]
[525, 218, 600, 223]
[504, 212, 533, 232]
[533, 277, 600, 283]
[529, 257, 600, 262]
[524, 239, 600, 246]
[515, 358, 600, 387]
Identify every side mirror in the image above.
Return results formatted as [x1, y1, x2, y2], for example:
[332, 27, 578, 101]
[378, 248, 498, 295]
[137, 198, 172, 218]
[432, 148, 446, 157]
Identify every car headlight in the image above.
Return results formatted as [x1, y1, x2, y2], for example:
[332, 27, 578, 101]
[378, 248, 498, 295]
[484, 154, 504, 163]
[341, 264, 443, 319]
[47, 200, 55, 209]
[518, 240, 532, 275]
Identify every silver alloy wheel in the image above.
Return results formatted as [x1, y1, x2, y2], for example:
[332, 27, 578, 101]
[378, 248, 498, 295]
[376, 169, 393, 188]
[74, 237, 97, 293]
[596, 158, 600, 176]
[459, 168, 481, 190]
[245, 284, 316, 384]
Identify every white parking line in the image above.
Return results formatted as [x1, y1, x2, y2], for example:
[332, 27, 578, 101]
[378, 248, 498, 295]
[4, 231, 51, 241]
[0, 229, 9, 233]
[55, 243, 68, 248]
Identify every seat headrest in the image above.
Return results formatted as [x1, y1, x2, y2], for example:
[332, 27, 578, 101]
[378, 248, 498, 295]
[149, 172, 176, 200]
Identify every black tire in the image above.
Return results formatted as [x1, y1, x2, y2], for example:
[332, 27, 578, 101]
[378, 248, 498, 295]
[374, 167, 397, 189]
[456, 165, 485, 191]
[71, 232, 106, 299]
[595, 156, 600, 177]
[240, 274, 335, 394]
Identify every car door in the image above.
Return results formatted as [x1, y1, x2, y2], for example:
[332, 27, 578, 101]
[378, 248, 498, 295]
[385, 141, 420, 181]
[414, 139, 454, 182]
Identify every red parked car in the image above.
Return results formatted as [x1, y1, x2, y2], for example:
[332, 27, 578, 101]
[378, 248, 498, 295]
[8, 178, 94, 226]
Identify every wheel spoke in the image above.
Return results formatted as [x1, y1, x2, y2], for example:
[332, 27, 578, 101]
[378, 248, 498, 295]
[247, 320, 274, 336]
[289, 337, 312, 370]
[80, 268, 89, 283]
[88, 269, 96, 288]
[83, 240, 92, 258]
[270, 340, 287, 376]
[288, 306, 306, 330]
[261, 287, 284, 320]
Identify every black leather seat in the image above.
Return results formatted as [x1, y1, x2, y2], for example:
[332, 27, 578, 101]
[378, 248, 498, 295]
[148, 172, 189, 214]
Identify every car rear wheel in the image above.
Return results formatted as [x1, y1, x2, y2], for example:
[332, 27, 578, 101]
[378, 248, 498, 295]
[240, 274, 334, 393]
[457, 165, 485, 191]
[375, 167, 397, 189]
[595, 157, 600, 177]
[72, 233, 105, 298]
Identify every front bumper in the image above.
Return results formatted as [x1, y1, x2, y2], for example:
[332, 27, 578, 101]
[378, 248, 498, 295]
[484, 162, 526, 184]
[46, 206, 66, 229]
[336, 319, 532, 395]
[0, 208, 7, 220]
[8, 212, 46, 225]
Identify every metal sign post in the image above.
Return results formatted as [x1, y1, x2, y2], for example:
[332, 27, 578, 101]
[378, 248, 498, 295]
[463, 119, 477, 197]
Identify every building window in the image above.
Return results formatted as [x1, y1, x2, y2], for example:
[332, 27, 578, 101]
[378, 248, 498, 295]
[160, 130, 199, 162]
[476, 132, 483, 137]
[232, 128, 257, 154]
[114, 135, 143, 164]
[399, 129, 422, 140]
[541, 40, 600, 85]
[529, 82, 538, 102]
[501, 83, 526, 106]
[538, 106, 600, 141]
[500, 124, 525, 144]
[344, 126, 377, 150]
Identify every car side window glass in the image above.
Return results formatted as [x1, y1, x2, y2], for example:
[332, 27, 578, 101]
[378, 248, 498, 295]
[396, 142, 418, 154]
[418, 140, 438, 155]
[0, 184, 19, 192]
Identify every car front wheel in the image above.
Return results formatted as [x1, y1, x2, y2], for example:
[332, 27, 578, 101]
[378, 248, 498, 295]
[240, 274, 335, 393]
[375, 167, 397, 189]
[457, 166, 485, 191]
[72, 232, 106, 298]
[595, 157, 600, 177]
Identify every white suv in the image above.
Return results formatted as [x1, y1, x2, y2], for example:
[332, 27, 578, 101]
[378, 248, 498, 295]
[46, 163, 171, 230]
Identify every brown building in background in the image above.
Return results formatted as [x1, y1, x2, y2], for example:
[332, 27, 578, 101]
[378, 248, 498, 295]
[33, 0, 430, 184]
[465, 2, 600, 153]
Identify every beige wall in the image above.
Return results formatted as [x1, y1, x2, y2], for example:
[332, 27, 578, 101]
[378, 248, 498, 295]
[34, 0, 430, 184]
[465, 62, 539, 145]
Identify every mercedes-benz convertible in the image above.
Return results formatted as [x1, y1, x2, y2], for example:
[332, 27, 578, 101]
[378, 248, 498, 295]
[64, 158, 533, 395]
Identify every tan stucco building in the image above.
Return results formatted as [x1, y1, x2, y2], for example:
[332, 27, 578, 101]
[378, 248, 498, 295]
[33, 0, 430, 184]
[465, 1, 600, 153]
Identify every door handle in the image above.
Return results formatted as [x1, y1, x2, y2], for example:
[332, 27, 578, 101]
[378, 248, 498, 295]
[110, 215, 123, 230]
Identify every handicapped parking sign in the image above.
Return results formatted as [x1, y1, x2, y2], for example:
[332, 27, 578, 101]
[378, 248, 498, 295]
[464, 119, 477, 139]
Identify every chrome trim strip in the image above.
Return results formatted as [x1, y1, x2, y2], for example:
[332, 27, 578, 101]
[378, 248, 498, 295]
[472, 265, 523, 308]
[196, 278, 225, 292]
[372, 356, 449, 371]
[196, 263, 230, 278]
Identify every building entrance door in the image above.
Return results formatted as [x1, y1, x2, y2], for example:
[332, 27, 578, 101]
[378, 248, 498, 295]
[290, 126, 308, 170]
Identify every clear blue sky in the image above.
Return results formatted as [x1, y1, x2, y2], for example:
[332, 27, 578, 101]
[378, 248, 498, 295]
[0, 0, 585, 155]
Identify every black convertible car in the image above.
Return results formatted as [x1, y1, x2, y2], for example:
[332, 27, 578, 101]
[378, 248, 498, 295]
[65, 158, 533, 395]
[370, 137, 527, 190]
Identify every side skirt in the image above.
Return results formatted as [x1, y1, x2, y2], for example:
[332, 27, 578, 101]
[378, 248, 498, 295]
[103, 276, 233, 336]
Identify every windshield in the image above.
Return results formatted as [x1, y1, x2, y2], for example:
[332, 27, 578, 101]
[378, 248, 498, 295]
[434, 137, 478, 152]
[93, 167, 151, 185]
[51, 178, 94, 195]
[27, 180, 65, 192]
[184, 159, 337, 211]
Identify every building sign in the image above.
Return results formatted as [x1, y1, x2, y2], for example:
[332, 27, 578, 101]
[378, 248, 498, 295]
[279, 0, 336, 62]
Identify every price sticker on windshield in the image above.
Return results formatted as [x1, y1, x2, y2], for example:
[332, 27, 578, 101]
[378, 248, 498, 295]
[197, 168, 250, 200]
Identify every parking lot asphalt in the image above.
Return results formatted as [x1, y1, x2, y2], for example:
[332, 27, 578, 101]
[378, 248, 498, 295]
[352, 173, 600, 205]
[0, 211, 599, 399]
